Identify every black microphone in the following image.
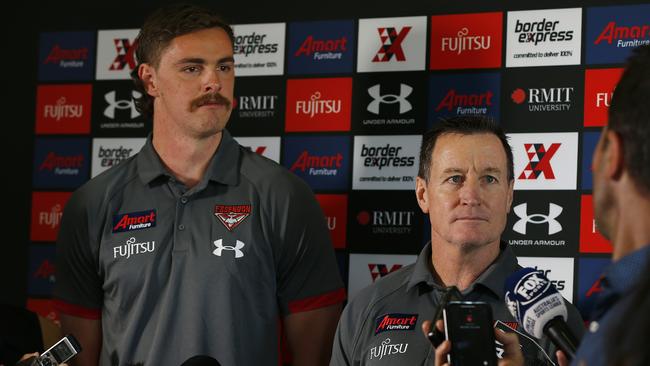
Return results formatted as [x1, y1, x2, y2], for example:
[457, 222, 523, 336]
[180, 355, 221, 366]
[504, 267, 579, 360]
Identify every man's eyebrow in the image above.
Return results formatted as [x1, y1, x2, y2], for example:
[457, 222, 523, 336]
[442, 168, 465, 175]
[174, 56, 234, 65]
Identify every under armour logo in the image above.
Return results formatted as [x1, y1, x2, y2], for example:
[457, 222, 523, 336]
[513, 203, 562, 235]
[213, 239, 245, 258]
[368, 264, 403, 281]
[373, 27, 411, 62]
[110, 38, 137, 71]
[104, 90, 142, 119]
[518, 143, 561, 180]
[367, 84, 413, 114]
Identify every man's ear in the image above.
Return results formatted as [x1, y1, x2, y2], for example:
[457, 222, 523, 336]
[415, 177, 430, 214]
[604, 129, 625, 180]
[138, 63, 159, 97]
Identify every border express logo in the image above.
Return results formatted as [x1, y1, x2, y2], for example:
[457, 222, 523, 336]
[315, 194, 348, 249]
[517, 256, 574, 303]
[508, 132, 578, 190]
[35, 84, 92, 134]
[112, 209, 157, 233]
[586, 5, 650, 65]
[357, 16, 427, 72]
[581, 132, 600, 190]
[352, 135, 420, 190]
[283, 135, 350, 190]
[33, 138, 90, 189]
[428, 72, 500, 126]
[375, 313, 419, 335]
[96, 29, 139, 80]
[30, 191, 72, 242]
[584, 68, 624, 127]
[579, 195, 612, 253]
[233, 136, 281, 163]
[430, 12, 503, 70]
[91, 138, 146, 178]
[288, 20, 355, 74]
[38, 31, 95, 81]
[347, 253, 416, 300]
[214, 205, 252, 231]
[233, 23, 285, 76]
[506, 8, 581, 67]
[285, 78, 352, 132]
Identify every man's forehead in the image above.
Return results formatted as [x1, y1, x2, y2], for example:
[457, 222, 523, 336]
[431, 133, 507, 171]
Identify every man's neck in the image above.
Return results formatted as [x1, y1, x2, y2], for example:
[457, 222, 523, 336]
[610, 187, 650, 261]
[152, 125, 223, 189]
[429, 238, 501, 292]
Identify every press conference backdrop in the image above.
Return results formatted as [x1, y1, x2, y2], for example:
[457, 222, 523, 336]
[21, 0, 650, 344]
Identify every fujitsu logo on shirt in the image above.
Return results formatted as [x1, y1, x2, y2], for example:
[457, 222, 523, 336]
[374, 313, 418, 335]
[44, 97, 84, 121]
[112, 209, 157, 233]
[295, 92, 341, 118]
[113, 236, 155, 259]
[368, 338, 409, 360]
[44, 44, 88, 67]
[441, 27, 491, 55]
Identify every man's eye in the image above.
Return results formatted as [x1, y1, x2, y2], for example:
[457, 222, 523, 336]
[219, 64, 233, 72]
[183, 66, 200, 73]
[485, 175, 497, 184]
[447, 176, 463, 184]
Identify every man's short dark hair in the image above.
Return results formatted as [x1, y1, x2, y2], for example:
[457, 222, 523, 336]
[131, 3, 234, 118]
[418, 116, 514, 182]
[608, 45, 650, 194]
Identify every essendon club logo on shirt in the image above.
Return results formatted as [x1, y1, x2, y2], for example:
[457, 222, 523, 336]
[374, 313, 418, 335]
[285, 78, 352, 132]
[584, 68, 624, 127]
[430, 12, 503, 70]
[214, 204, 252, 231]
[35, 84, 92, 134]
[112, 209, 157, 233]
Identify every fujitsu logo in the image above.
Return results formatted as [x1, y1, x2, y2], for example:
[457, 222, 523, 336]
[367, 84, 413, 115]
[43, 97, 84, 121]
[295, 92, 341, 118]
[33, 260, 55, 281]
[109, 38, 137, 71]
[368, 264, 403, 281]
[441, 27, 491, 55]
[435, 89, 493, 113]
[368, 338, 409, 360]
[519, 143, 561, 180]
[295, 36, 347, 60]
[373, 27, 411, 62]
[596, 92, 613, 108]
[39, 204, 63, 229]
[44, 44, 88, 67]
[104, 90, 141, 119]
[326, 216, 336, 230]
[594, 22, 650, 47]
[290, 151, 343, 176]
[113, 237, 155, 259]
[39, 152, 83, 175]
[513, 203, 563, 235]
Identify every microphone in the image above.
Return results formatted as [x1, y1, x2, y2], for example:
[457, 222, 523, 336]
[504, 267, 579, 361]
[180, 355, 222, 366]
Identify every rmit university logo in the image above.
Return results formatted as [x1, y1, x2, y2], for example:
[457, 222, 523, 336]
[214, 205, 251, 231]
[367, 84, 413, 115]
[104, 90, 141, 119]
[368, 263, 403, 281]
[513, 203, 563, 235]
[519, 143, 560, 179]
[213, 239, 245, 258]
[511, 87, 574, 112]
[373, 27, 411, 62]
[110, 38, 137, 71]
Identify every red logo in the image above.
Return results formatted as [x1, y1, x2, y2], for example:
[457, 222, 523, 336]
[435, 89, 494, 112]
[374, 313, 418, 335]
[27, 299, 59, 326]
[518, 143, 561, 180]
[44, 44, 89, 64]
[30, 192, 72, 242]
[34, 260, 55, 280]
[110, 38, 137, 71]
[586, 276, 604, 298]
[35, 84, 92, 134]
[430, 12, 502, 70]
[285, 78, 352, 132]
[584, 68, 624, 127]
[315, 194, 348, 249]
[511, 88, 527, 104]
[368, 264, 403, 281]
[594, 22, 650, 45]
[373, 27, 411, 62]
[214, 204, 252, 231]
[579, 195, 612, 253]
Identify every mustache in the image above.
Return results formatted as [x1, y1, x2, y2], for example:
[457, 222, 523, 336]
[190, 93, 231, 110]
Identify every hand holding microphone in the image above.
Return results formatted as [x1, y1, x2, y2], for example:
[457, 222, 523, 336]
[504, 268, 579, 361]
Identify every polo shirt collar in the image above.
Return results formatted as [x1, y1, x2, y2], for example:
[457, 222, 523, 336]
[405, 241, 519, 299]
[137, 129, 241, 187]
[602, 244, 650, 295]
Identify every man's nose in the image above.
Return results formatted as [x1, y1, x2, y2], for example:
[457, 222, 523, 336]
[459, 179, 481, 206]
[203, 70, 222, 93]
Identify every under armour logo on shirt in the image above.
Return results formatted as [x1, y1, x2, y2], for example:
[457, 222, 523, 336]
[213, 239, 245, 258]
